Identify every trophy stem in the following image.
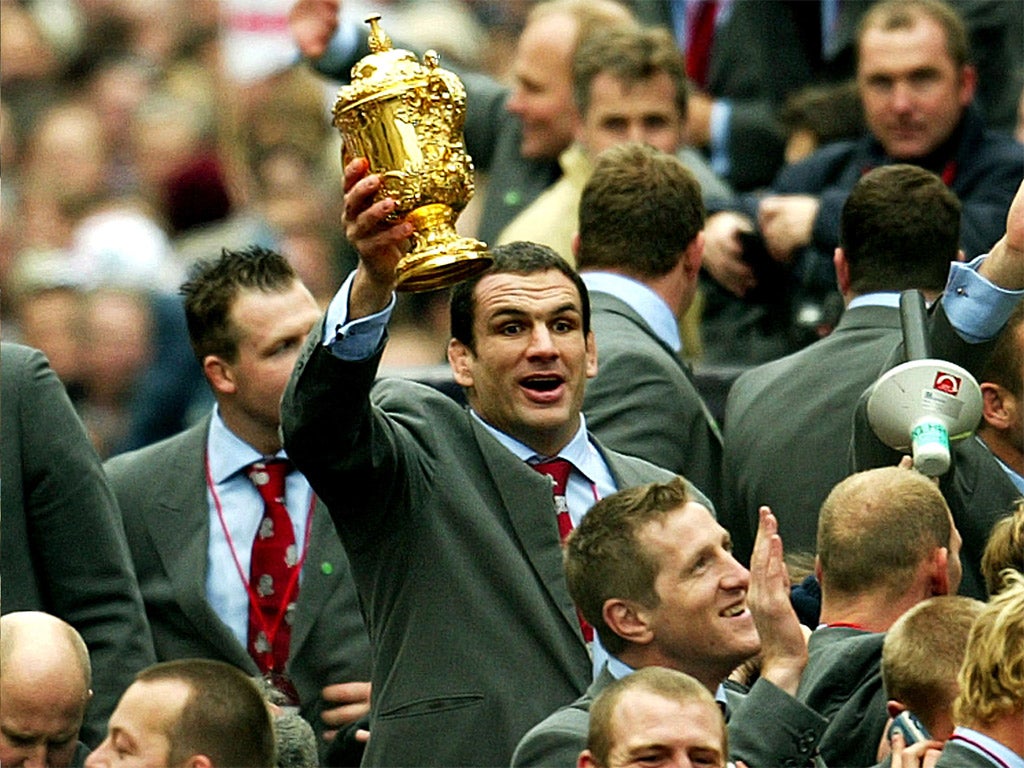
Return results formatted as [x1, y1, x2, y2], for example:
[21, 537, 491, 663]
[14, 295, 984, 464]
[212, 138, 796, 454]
[394, 204, 492, 292]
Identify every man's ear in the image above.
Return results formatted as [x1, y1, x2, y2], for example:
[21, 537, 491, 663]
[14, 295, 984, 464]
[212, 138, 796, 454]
[981, 382, 1012, 430]
[683, 231, 705, 278]
[585, 330, 598, 379]
[604, 598, 653, 646]
[834, 248, 850, 295]
[204, 355, 236, 396]
[184, 756, 214, 768]
[887, 700, 908, 719]
[448, 338, 474, 387]
[929, 548, 951, 596]
[578, 748, 599, 768]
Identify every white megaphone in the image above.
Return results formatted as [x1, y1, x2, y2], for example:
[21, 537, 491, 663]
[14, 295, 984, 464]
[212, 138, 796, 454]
[865, 291, 982, 477]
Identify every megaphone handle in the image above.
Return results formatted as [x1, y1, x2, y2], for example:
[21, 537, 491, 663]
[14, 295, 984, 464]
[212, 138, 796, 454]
[900, 290, 931, 361]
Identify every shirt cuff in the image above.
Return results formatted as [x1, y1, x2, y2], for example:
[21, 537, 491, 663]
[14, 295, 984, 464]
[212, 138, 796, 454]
[322, 271, 395, 360]
[709, 99, 732, 178]
[944, 254, 1024, 343]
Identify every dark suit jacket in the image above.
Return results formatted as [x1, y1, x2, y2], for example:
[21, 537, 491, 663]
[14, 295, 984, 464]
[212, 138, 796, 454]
[280, 337, 678, 767]
[797, 626, 888, 768]
[102, 416, 372, 749]
[941, 436, 1022, 599]
[512, 662, 827, 768]
[632, 0, 822, 191]
[583, 291, 723, 507]
[0, 342, 157, 746]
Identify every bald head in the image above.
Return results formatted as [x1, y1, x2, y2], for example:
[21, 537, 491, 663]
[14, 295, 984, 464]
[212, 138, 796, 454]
[0, 612, 92, 768]
[817, 467, 961, 617]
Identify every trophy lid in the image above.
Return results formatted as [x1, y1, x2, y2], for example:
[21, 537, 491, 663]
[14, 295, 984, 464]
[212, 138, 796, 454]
[335, 15, 441, 116]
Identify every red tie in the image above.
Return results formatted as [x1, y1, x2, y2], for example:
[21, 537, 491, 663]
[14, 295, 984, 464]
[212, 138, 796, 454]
[246, 459, 299, 683]
[686, 0, 718, 89]
[531, 458, 594, 642]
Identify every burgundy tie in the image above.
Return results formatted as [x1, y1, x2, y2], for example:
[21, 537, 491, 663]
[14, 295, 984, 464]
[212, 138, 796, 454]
[531, 458, 594, 642]
[686, 0, 718, 89]
[246, 459, 298, 682]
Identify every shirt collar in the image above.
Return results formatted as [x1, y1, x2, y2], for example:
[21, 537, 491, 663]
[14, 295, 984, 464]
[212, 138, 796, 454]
[846, 291, 901, 311]
[470, 409, 601, 484]
[207, 407, 288, 484]
[583, 271, 681, 352]
[950, 727, 1024, 768]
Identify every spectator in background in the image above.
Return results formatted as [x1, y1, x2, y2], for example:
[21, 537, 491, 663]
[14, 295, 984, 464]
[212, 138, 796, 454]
[496, 24, 731, 263]
[0, 612, 94, 768]
[700, 0, 1022, 366]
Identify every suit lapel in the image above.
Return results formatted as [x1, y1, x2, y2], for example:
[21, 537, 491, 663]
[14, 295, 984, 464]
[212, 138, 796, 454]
[143, 422, 256, 670]
[287, 498, 343, 662]
[469, 417, 584, 641]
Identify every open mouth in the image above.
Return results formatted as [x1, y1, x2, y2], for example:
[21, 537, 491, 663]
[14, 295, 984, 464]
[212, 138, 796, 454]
[521, 374, 564, 393]
[720, 603, 748, 618]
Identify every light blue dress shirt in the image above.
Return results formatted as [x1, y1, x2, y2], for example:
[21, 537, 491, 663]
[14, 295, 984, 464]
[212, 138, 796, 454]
[582, 272, 681, 352]
[205, 409, 313, 648]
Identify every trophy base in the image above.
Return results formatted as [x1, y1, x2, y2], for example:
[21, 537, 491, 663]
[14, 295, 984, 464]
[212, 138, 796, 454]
[395, 204, 493, 292]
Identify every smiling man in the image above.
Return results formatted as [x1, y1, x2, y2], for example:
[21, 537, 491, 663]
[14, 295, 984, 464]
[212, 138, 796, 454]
[279, 158, 690, 767]
[512, 480, 826, 768]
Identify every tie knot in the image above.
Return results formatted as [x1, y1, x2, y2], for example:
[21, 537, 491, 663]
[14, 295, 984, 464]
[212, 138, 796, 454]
[246, 459, 290, 502]
[531, 458, 573, 496]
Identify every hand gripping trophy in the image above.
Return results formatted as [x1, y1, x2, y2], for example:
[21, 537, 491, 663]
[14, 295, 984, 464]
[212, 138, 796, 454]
[333, 15, 492, 291]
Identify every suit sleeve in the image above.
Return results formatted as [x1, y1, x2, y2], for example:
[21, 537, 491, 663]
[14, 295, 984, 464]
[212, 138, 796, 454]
[510, 709, 590, 768]
[8, 346, 157, 746]
[727, 678, 828, 767]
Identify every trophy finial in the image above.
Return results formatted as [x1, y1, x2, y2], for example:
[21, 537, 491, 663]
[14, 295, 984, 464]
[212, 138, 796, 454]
[424, 50, 440, 70]
[365, 14, 392, 53]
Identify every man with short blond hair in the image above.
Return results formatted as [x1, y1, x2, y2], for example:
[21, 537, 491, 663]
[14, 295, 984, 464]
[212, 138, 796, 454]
[935, 571, 1024, 767]
[579, 667, 727, 768]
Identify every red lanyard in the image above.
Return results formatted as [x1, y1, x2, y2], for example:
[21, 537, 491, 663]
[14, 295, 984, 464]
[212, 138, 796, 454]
[205, 453, 316, 653]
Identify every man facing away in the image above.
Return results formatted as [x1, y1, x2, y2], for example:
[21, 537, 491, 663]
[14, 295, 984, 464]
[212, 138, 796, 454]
[798, 466, 963, 768]
[103, 246, 371, 756]
[279, 156, 689, 766]
[577, 142, 722, 506]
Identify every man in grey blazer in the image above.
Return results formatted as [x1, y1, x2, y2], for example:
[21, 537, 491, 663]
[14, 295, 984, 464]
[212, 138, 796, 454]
[103, 247, 371, 755]
[578, 143, 722, 506]
[722, 166, 1024, 563]
[1, 342, 156, 746]
[512, 481, 827, 767]
[280, 158, 681, 767]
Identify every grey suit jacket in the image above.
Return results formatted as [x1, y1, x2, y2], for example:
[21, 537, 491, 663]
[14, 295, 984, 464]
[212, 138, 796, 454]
[103, 416, 371, 748]
[798, 627, 888, 768]
[724, 299, 999, 564]
[512, 662, 828, 767]
[935, 738, 1008, 768]
[583, 291, 723, 507]
[722, 304, 907, 561]
[0, 342, 156, 746]
[281, 336, 678, 768]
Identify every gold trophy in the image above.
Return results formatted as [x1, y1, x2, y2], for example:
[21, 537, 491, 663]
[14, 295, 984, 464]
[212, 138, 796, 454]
[333, 15, 492, 292]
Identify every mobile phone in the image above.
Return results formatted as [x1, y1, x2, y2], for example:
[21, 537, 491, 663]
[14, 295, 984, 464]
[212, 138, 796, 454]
[888, 710, 931, 745]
